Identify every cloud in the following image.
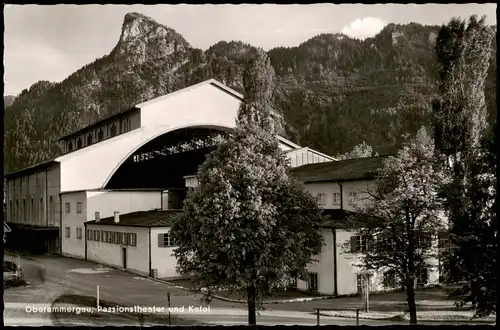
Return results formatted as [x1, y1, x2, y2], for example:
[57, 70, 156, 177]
[341, 17, 388, 40]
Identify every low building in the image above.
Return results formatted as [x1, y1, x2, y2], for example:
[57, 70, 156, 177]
[84, 210, 182, 279]
[292, 156, 441, 296]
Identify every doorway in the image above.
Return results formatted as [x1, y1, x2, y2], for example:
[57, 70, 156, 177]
[122, 247, 127, 269]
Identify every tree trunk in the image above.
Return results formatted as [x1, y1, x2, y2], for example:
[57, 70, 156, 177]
[406, 277, 417, 324]
[247, 285, 257, 325]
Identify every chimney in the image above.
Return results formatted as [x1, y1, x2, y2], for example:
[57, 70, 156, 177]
[95, 212, 100, 223]
[114, 211, 120, 224]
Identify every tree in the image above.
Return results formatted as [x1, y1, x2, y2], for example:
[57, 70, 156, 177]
[170, 49, 324, 325]
[335, 141, 379, 160]
[348, 127, 449, 324]
[432, 15, 497, 318]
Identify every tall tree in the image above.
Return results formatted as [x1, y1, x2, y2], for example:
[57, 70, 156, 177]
[432, 15, 497, 318]
[170, 49, 324, 325]
[335, 141, 379, 160]
[349, 127, 449, 324]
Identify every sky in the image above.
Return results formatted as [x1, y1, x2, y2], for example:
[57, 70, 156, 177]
[3, 4, 497, 96]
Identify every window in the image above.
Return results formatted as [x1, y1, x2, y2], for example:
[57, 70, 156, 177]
[65, 202, 71, 214]
[87, 133, 93, 146]
[22, 199, 26, 221]
[417, 268, 428, 286]
[130, 233, 137, 246]
[77, 138, 82, 149]
[87, 229, 93, 241]
[308, 273, 318, 293]
[101, 231, 107, 242]
[113, 232, 119, 244]
[416, 232, 432, 249]
[357, 274, 363, 293]
[65, 227, 71, 238]
[438, 231, 450, 250]
[40, 198, 43, 220]
[350, 235, 371, 253]
[110, 124, 117, 137]
[76, 202, 82, 214]
[15, 200, 19, 221]
[159, 233, 175, 247]
[9, 201, 12, 221]
[49, 196, 54, 224]
[348, 192, 358, 205]
[316, 193, 326, 205]
[30, 198, 34, 221]
[76, 228, 82, 239]
[97, 129, 104, 142]
[383, 271, 397, 289]
[93, 230, 100, 241]
[332, 192, 341, 205]
[108, 231, 113, 243]
[68, 141, 73, 152]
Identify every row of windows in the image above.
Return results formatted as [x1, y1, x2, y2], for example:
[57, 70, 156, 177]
[350, 233, 434, 253]
[316, 192, 358, 205]
[67, 119, 132, 153]
[85, 229, 137, 246]
[64, 202, 82, 214]
[8, 196, 56, 223]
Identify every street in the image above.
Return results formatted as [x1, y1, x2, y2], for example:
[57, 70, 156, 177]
[1, 253, 465, 326]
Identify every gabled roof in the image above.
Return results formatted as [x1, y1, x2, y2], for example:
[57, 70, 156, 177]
[285, 147, 336, 161]
[276, 135, 302, 150]
[292, 155, 392, 183]
[5, 158, 58, 179]
[136, 79, 244, 108]
[85, 210, 181, 227]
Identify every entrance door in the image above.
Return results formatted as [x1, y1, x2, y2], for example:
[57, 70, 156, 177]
[122, 247, 127, 269]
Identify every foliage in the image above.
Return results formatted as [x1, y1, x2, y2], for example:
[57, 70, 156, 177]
[170, 49, 324, 324]
[335, 141, 379, 160]
[432, 16, 497, 318]
[348, 127, 449, 324]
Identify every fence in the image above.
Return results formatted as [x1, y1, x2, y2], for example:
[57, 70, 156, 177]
[315, 308, 361, 326]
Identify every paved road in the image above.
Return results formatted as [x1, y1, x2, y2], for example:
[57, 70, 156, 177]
[1, 253, 466, 326]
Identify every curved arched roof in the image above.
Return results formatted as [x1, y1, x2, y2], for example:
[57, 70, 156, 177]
[56, 124, 233, 193]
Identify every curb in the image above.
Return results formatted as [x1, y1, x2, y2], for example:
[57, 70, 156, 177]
[319, 312, 496, 324]
[123, 269, 334, 304]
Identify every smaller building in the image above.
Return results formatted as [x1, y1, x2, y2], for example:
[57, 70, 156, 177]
[84, 210, 182, 279]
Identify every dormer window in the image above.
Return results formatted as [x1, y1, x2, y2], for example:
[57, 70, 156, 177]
[110, 124, 117, 137]
[68, 141, 73, 152]
[87, 133, 93, 146]
[98, 129, 104, 142]
[77, 138, 82, 149]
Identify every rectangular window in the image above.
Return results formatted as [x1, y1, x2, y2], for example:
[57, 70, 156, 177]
[350, 235, 370, 253]
[308, 273, 318, 292]
[65, 202, 71, 214]
[113, 232, 119, 244]
[65, 227, 70, 238]
[94, 230, 100, 242]
[357, 274, 363, 293]
[332, 192, 341, 205]
[76, 228, 82, 239]
[158, 233, 175, 247]
[348, 192, 357, 205]
[121, 233, 127, 245]
[88, 229, 93, 241]
[417, 232, 433, 249]
[163, 233, 170, 246]
[101, 230, 106, 242]
[316, 193, 326, 205]
[383, 272, 396, 289]
[130, 233, 137, 246]
[108, 231, 113, 243]
[417, 268, 428, 286]
[76, 202, 82, 214]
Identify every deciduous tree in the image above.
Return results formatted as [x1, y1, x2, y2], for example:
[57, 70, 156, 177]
[335, 141, 379, 160]
[348, 127, 449, 324]
[170, 49, 324, 325]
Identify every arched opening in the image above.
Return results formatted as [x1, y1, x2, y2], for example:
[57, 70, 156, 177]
[110, 124, 117, 137]
[68, 142, 73, 152]
[77, 138, 83, 149]
[98, 129, 104, 142]
[105, 126, 231, 190]
[87, 133, 93, 146]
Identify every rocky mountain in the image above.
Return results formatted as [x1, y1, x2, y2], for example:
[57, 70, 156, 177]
[4, 12, 497, 174]
[3, 95, 16, 108]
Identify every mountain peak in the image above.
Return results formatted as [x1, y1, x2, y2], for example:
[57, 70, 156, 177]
[114, 12, 192, 65]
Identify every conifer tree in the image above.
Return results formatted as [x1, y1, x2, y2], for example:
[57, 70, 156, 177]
[170, 49, 324, 325]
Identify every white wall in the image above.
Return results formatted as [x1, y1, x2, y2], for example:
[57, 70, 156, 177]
[86, 191, 162, 220]
[140, 83, 239, 129]
[305, 228, 335, 295]
[150, 227, 181, 279]
[86, 224, 149, 275]
[61, 191, 87, 259]
[303, 180, 375, 211]
[287, 149, 332, 168]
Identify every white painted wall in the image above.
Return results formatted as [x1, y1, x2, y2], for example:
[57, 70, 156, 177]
[86, 191, 162, 220]
[140, 82, 239, 130]
[305, 228, 335, 295]
[61, 191, 87, 259]
[86, 224, 149, 276]
[303, 180, 376, 211]
[150, 227, 181, 279]
[287, 149, 332, 167]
